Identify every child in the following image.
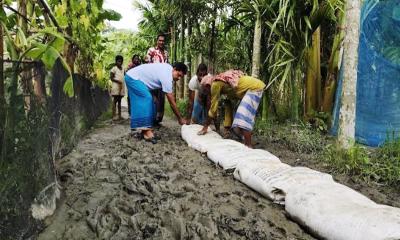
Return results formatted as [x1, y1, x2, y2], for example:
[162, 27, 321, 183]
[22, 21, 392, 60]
[126, 54, 142, 116]
[110, 55, 125, 121]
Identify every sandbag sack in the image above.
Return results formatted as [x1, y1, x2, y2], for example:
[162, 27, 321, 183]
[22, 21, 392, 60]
[284, 182, 400, 240]
[181, 124, 211, 142]
[181, 125, 222, 152]
[203, 140, 246, 164]
[208, 147, 281, 170]
[234, 163, 334, 204]
[234, 160, 292, 203]
[190, 135, 224, 153]
[253, 166, 334, 203]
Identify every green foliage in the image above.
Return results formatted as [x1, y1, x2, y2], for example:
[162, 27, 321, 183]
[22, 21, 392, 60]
[255, 118, 326, 154]
[323, 143, 371, 176]
[95, 30, 150, 89]
[308, 110, 330, 132]
[323, 138, 400, 186]
[165, 99, 188, 118]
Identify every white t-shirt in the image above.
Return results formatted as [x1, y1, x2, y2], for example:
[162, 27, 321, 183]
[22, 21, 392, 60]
[189, 74, 212, 96]
[188, 75, 203, 95]
[126, 63, 173, 93]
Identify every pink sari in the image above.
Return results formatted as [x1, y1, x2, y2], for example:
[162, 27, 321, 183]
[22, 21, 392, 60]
[201, 69, 244, 87]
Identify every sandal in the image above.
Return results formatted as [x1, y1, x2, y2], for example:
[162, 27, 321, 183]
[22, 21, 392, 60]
[153, 134, 161, 140]
[144, 137, 157, 144]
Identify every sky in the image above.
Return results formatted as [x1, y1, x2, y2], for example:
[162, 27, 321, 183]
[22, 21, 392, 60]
[103, 0, 149, 32]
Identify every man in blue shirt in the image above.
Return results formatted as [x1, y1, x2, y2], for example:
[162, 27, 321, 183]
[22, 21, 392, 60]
[125, 62, 187, 143]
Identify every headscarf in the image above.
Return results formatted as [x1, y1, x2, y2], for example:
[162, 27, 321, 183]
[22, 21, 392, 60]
[200, 69, 244, 88]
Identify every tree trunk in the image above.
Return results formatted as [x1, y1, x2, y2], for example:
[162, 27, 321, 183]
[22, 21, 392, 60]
[32, 62, 47, 103]
[321, 10, 345, 114]
[305, 27, 321, 119]
[18, 0, 33, 112]
[64, 0, 76, 73]
[0, 0, 5, 156]
[0, 1, 4, 103]
[208, 6, 217, 74]
[185, 17, 192, 99]
[251, 14, 262, 78]
[290, 68, 301, 121]
[178, 15, 185, 100]
[171, 23, 177, 98]
[338, 0, 361, 149]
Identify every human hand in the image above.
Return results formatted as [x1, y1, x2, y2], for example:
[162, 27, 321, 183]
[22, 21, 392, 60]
[185, 118, 191, 125]
[197, 127, 208, 135]
[178, 118, 186, 125]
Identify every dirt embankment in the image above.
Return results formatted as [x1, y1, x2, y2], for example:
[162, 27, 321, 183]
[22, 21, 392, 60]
[38, 118, 314, 240]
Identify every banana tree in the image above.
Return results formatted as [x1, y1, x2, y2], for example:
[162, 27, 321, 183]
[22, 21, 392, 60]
[304, 0, 344, 120]
[321, 8, 345, 114]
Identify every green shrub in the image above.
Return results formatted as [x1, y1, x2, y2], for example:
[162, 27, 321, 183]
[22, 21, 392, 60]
[165, 98, 188, 118]
[323, 138, 400, 186]
[323, 143, 371, 176]
[255, 119, 326, 154]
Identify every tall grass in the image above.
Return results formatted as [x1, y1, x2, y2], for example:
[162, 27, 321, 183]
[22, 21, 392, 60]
[323, 138, 400, 186]
[254, 118, 326, 154]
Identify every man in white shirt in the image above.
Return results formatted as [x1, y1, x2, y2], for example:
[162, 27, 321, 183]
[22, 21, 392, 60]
[125, 62, 187, 143]
[186, 63, 209, 124]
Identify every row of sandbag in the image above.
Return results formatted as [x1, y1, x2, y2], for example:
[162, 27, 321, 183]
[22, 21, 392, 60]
[181, 124, 400, 240]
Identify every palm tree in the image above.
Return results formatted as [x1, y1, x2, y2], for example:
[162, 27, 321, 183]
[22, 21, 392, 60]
[338, 0, 361, 148]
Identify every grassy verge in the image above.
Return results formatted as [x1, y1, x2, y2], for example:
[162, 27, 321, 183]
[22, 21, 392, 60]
[254, 118, 400, 187]
[254, 118, 327, 154]
[323, 140, 400, 186]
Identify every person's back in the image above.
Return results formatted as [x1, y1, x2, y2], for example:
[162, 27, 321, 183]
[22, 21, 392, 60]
[126, 63, 173, 93]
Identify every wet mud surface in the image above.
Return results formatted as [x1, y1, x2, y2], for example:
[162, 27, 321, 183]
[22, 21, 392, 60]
[38, 117, 315, 240]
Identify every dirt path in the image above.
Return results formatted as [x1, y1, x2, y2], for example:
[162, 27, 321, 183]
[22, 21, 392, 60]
[38, 113, 315, 239]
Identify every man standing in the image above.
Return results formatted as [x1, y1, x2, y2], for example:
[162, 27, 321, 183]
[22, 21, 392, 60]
[125, 62, 187, 144]
[145, 34, 169, 126]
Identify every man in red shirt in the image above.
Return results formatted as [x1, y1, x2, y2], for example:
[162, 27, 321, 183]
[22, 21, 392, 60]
[145, 34, 169, 126]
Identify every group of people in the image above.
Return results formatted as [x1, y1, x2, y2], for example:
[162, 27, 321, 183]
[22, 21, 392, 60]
[110, 34, 265, 147]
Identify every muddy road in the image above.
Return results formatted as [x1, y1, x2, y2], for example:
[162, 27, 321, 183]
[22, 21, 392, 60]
[38, 115, 315, 240]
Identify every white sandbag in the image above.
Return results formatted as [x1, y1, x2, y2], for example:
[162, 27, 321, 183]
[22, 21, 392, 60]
[181, 124, 212, 142]
[285, 182, 400, 240]
[234, 160, 292, 203]
[234, 161, 334, 204]
[205, 139, 245, 151]
[189, 135, 224, 153]
[259, 167, 334, 202]
[181, 125, 222, 152]
[207, 147, 281, 170]
[203, 140, 246, 164]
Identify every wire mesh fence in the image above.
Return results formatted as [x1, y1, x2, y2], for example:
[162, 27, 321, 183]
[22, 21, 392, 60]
[0, 59, 110, 239]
